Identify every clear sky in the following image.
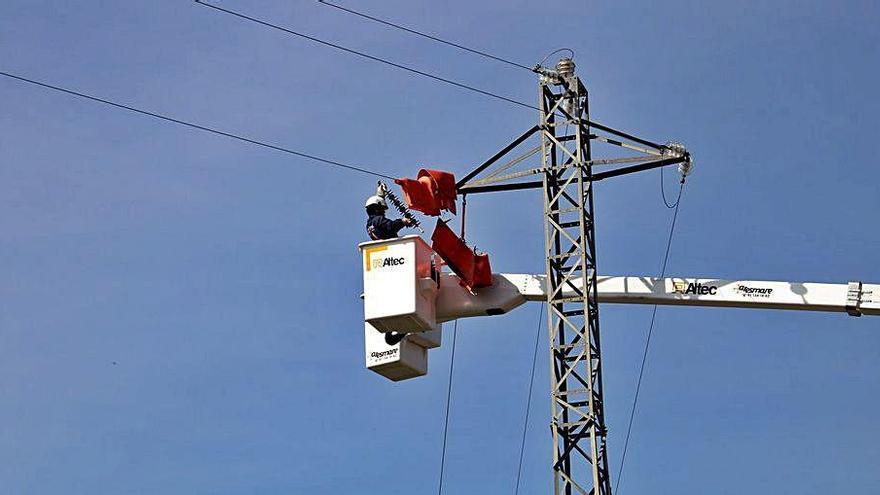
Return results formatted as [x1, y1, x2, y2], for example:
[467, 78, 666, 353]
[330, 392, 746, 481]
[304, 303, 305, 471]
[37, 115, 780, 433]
[2, 1, 878, 493]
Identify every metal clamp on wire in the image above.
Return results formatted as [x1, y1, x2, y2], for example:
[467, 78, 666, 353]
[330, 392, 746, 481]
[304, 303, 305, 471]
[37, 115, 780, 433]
[664, 141, 693, 184]
[533, 51, 576, 84]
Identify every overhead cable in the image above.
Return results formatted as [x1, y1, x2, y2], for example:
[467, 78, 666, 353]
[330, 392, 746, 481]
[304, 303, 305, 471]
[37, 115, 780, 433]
[195, 0, 535, 112]
[0, 70, 395, 180]
[660, 166, 682, 209]
[537, 48, 575, 68]
[614, 181, 685, 493]
[438, 320, 459, 495]
[315, 0, 534, 72]
[514, 303, 545, 495]
[195, 1, 668, 154]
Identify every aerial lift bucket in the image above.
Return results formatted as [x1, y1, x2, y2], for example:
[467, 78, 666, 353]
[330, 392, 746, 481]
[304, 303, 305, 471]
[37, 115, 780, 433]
[359, 235, 443, 381]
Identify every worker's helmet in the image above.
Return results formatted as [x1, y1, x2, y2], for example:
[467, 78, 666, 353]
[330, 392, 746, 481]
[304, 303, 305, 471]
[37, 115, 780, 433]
[365, 195, 387, 209]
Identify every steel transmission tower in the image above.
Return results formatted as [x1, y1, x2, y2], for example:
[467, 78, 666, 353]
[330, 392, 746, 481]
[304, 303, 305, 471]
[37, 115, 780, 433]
[457, 58, 690, 494]
[539, 60, 611, 495]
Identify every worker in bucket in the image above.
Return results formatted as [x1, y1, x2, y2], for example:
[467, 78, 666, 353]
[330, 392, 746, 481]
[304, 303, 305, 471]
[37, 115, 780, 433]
[365, 193, 415, 240]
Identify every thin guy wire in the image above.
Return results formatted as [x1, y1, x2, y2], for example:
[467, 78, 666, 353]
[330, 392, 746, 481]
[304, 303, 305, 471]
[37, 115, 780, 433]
[316, 0, 534, 71]
[514, 302, 545, 495]
[438, 319, 458, 495]
[195, 0, 536, 112]
[614, 181, 685, 494]
[0, 70, 395, 180]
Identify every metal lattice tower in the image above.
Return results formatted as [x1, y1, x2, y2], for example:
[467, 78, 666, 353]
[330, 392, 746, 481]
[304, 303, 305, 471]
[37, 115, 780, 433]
[540, 63, 611, 495]
[457, 58, 690, 494]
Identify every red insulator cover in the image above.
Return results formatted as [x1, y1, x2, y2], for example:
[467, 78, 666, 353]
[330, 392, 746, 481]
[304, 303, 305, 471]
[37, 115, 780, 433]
[395, 169, 457, 216]
[430, 219, 492, 289]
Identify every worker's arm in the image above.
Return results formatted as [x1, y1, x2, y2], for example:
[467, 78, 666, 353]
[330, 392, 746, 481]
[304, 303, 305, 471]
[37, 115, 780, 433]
[370, 216, 413, 239]
[389, 218, 406, 234]
[389, 217, 415, 234]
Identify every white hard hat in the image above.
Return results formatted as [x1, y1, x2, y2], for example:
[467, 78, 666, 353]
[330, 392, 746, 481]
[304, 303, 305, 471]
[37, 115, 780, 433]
[365, 195, 387, 209]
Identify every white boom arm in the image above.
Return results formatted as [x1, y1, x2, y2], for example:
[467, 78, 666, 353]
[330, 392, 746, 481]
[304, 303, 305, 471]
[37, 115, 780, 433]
[359, 237, 877, 381]
[436, 273, 879, 321]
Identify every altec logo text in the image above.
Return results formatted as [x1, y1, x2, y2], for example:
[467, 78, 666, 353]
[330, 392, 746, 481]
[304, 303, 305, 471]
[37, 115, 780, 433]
[372, 257, 405, 269]
[364, 246, 406, 271]
[673, 281, 718, 295]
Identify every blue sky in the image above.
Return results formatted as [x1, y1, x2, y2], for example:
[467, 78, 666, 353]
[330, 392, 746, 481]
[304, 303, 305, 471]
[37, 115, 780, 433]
[1, 1, 878, 493]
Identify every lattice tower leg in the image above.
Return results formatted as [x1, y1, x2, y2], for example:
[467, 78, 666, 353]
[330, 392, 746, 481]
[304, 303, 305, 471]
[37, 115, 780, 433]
[540, 74, 612, 495]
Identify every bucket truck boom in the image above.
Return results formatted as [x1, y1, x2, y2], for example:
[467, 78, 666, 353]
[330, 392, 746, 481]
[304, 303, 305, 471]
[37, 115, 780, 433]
[360, 236, 878, 381]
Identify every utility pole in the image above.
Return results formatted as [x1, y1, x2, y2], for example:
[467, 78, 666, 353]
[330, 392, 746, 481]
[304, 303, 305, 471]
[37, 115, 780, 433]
[456, 57, 691, 494]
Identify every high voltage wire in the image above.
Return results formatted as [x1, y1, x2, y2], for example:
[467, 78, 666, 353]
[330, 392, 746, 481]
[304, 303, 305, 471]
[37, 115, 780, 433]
[438, 320, 458, 495]
[195, 0, 537, 112]
[514, 303, 545, 495]
[195, 1, 667, 152]
[0, 71, 395, 180]
[315, 0, 534, 72]
[660, 166, 682, 209]
[614, 181, 686, 493]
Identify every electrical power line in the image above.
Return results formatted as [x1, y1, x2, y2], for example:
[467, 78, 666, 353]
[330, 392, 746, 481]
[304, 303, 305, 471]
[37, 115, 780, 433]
[438, 319, 458, 495]
[195, 0, 535, 113]
[315, 0, 534, 72]
[195, 1, 668, 154]
[514, 302, 544, 495]
[0, 70, 395, 180]
[660, 166, 682, 209]
[614, 181, 685, 493]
